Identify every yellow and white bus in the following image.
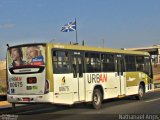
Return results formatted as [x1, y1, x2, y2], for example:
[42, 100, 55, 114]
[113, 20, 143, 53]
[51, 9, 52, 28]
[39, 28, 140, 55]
[7, 43, 153, 109]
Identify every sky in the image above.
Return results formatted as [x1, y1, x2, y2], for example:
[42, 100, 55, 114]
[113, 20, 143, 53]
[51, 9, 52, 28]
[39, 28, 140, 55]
[0, 0, 160, 59]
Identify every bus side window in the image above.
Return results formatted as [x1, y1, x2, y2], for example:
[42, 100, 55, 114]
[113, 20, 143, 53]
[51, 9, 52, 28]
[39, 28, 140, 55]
[85, 53, 94, 72]
[101, 54, 116, 72]
[86, 58, 94, 72]
[85, 52, 101, 73]
[53, 51, 59, 73]
[52, 50, 71, 74]
[72, 57, 77, 78]
[125, 55, 136, 72]
[78, 57, 83, 77]
[144, 57, 153, 78]
[136, 56, 145, 72]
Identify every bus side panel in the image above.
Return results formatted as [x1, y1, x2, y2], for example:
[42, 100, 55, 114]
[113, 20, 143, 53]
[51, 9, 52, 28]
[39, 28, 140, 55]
[125, 72, 148, 95]
[104, 73, 121, 99]
[53, 74, 74, 105]
[85, 72, 120, 102]
[85, 73, 106, 102]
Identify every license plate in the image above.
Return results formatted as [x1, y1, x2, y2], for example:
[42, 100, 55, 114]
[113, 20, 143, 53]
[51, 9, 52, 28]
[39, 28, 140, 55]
[23, 98, 30, 101]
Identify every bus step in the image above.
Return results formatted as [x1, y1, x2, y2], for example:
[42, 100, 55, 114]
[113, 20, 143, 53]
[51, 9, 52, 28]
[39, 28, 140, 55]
[118, 95, 126, 98]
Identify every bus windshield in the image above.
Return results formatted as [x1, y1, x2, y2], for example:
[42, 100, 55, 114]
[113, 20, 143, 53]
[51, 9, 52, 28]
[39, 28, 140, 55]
[7, 45, 45, 68]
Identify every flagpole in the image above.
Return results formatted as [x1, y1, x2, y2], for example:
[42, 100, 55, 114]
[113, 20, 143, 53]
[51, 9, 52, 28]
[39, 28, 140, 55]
[75, 18, 78, 44]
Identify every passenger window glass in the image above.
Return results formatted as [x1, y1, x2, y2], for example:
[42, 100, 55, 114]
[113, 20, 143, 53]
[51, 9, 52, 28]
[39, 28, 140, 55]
[52, 50, 71, 74]
[101, 54, 116, 72]
[125, 55, 136, 72]
[85, 53, 101, 72]
[136, 56, 145, 72]
[144, 57, 152, 76]
[72, 57, 77, 78]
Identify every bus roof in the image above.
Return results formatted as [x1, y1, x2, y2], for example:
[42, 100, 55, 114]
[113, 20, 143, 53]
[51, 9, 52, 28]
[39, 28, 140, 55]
[7, 42, 149, 56]
[46, 43, 150, 56]
[7, 43, 46, 49]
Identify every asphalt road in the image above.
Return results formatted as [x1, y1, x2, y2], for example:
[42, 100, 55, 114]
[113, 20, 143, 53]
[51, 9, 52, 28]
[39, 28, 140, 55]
[0, 90, 160, 120]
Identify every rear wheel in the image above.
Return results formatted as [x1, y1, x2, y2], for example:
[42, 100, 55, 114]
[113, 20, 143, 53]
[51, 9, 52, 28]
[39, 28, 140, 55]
[136, 85, 145, 100]
[92, 89, 102, 109]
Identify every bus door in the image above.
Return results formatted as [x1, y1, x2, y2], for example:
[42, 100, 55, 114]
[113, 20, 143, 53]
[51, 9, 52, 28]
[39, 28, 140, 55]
[72, 52, 85, 102]
[117, 55, 126, 95]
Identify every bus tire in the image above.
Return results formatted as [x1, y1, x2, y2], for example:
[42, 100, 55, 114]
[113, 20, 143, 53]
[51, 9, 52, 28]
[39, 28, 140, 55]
[92, 89, 102, 109]
[136, 85, 145, 100]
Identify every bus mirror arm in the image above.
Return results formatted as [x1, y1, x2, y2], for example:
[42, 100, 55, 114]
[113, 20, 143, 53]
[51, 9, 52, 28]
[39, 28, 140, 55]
[6, 44, 10, 48]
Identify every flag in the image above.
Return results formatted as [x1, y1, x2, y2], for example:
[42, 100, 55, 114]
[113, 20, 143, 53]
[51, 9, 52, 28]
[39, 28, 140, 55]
[61, 20, 76, 32]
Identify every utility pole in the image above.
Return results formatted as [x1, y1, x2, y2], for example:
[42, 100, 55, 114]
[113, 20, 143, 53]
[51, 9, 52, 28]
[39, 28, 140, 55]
[102, 39, 104, 48]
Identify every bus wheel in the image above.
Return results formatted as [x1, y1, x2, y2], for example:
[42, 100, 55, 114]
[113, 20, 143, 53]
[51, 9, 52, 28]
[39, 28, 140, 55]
[136, 85, 144, 100]
[92, 89, 102, 109]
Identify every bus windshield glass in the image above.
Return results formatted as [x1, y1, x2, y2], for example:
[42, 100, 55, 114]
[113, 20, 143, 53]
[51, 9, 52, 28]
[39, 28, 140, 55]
[7, 45, 45, 68]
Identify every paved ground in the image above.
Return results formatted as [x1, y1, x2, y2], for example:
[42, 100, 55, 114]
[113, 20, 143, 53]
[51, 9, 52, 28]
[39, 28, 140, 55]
[0, 90, 160, 120]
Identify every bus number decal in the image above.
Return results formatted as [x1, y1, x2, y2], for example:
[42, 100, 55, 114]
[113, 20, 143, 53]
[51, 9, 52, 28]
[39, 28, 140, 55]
[10, 82, 23, 87]
[59, 86, 69, 92]
[87, 73, 107, 84]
